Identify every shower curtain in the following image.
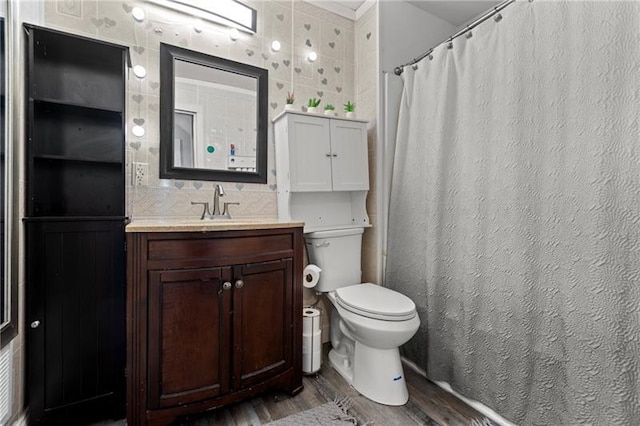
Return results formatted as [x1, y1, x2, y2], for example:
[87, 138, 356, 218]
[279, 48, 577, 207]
[386, 1, 640, 424]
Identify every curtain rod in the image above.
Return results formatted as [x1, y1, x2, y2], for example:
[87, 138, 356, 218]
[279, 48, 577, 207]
[394, 0, 516, 76]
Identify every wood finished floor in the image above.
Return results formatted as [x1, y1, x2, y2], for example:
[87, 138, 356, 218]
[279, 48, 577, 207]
[96, 345, 493, 426]
[96, 345, 491, 426]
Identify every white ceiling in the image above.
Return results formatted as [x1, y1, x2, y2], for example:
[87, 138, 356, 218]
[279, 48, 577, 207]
[407, 1, 501, 27]
[313, 0, 501, 27]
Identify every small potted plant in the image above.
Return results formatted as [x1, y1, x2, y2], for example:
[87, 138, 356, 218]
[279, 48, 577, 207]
[324, 104, 336, 116]
[307, 97, 321, 113]
[344, 101, 356, 118]
[285, 91, 295, 111]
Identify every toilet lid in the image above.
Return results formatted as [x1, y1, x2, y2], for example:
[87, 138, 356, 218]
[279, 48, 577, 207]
[335, 283, 416, 321]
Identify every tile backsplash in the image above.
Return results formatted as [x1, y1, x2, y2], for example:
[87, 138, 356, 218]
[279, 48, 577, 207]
[44, 0, 356, 219]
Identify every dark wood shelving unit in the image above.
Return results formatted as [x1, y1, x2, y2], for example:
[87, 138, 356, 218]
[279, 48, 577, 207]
[24, 24, 129, 425]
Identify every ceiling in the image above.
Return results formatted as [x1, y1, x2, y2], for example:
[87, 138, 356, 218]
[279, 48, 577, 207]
[407, 1, 501, 27]
[321, 0, 501, 27]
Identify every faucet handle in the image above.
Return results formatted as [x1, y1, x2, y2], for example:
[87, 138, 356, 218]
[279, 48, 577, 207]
[191, 201, 211, 220]
[222, 202, 240, 218]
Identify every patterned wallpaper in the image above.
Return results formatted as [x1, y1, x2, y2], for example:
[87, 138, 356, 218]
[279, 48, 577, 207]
[44, 0, 356, 219]
[355, 5, 378, 283]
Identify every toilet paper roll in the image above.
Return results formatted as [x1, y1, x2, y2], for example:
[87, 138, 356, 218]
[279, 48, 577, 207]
[302, 329, 322, 374]
[303, 264, 322, 288]
[303, 308, 321, 334]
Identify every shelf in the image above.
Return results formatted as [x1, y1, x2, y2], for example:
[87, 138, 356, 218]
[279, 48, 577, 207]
[23, 216, 128, 223]
[28, 25, 126, 113]
[31, 161, 124, 217]
[32, 97, 123, 114]
[33, 155, 122, 166]
[31, 101, 123, 162]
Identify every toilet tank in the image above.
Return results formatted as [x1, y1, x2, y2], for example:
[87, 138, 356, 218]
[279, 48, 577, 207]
[305, 227, 364, 292]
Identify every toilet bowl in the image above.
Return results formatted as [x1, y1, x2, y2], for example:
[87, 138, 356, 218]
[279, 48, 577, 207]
[325, 284, 420, 406]
[305, 227, 420, 406]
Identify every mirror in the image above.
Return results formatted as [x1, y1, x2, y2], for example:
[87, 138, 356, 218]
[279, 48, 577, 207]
[0, 9, 17, 348]
[160, 43, 268, 183]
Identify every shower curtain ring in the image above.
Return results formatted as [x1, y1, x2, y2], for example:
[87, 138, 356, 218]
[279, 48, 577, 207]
[494, 13, 503, 22]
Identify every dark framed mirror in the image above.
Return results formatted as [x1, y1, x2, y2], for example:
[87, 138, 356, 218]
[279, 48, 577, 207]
[160, 43, 268, 183]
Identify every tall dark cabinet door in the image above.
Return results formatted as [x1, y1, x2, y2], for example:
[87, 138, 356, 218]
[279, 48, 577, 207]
[25, 25, 129, 425]
[27, 220, 126, 423]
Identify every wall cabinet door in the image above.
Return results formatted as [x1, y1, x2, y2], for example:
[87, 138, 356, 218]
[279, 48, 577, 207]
[288, 114, 368, 192]
[329, 119, 369, 191]
[147, 267, 232, 409]
[232, 259, 294, 389]
[289, 115, 333, 191]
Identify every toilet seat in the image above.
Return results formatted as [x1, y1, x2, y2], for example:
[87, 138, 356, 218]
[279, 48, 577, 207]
[335, 283, 416, 321]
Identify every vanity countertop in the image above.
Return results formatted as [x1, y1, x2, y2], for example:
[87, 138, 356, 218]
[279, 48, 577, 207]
[125, 218, 304, 233]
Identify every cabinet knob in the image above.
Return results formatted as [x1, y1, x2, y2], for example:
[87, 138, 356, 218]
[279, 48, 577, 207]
[223, 281, 232, 291]
[235, 280, 244, 289]
[31, 320, 40, 329]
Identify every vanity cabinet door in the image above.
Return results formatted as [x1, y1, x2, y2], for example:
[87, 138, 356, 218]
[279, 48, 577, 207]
[329, 119, 369, 191]
[232, 259, 294, 389]
[288, 114, 333, 192]
[147, 267, 232, 409]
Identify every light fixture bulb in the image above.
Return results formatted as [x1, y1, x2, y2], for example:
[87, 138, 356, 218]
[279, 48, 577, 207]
[229, 28, 240, 41]
[133, 65, 147, 79]
[132, 7, 145, 22]
[307, 51, 317, 62]
[132, 125, 145, 138]
[271, 40, 281, 52]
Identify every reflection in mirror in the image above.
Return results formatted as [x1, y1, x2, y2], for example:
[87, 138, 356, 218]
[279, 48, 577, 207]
[160, 43, 268, 183]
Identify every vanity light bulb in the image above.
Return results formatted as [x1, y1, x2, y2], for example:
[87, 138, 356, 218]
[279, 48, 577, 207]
[132, 125, 145, 138]
[133, 65, 147, 79]
[307, 51, 317, 62]
[229, 28, 240, 41]
[271, 40, 281, 52]
[132, 7, 145, 22]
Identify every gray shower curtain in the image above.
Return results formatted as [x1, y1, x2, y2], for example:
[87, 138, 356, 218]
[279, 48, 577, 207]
[386, 1, 640, 424]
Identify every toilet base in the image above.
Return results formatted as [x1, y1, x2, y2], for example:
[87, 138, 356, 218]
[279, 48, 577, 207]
[328, 342, 409, 406]
[328, 347, 353, 383]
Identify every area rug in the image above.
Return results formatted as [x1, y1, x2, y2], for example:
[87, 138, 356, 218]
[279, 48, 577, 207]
[267, 396, 358, 425]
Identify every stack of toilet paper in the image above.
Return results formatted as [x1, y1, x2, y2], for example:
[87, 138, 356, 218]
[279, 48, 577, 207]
[302, 308, 322, 374]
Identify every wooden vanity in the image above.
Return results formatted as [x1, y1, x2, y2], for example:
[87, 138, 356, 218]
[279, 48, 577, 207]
[125, 220, 304, 425]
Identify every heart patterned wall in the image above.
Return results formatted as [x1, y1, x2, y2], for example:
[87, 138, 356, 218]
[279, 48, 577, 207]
[45, 0, 356, 219]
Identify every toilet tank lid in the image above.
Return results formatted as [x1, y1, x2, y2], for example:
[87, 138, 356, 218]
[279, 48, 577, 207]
[305, 227, 364, 239]
[335, 283, 416, 320]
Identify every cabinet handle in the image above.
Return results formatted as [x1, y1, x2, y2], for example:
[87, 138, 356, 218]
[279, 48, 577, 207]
[31, 320, 40, 329]
[235, 280, 244, 289]
[223, 281, 232, 291]
[332, 153, 338, 157]
[325, 153, 332, 157]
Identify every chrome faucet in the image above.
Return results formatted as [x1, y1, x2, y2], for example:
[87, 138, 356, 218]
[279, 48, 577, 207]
[212, 184, 225, 216]
[191, 184, 240, 220]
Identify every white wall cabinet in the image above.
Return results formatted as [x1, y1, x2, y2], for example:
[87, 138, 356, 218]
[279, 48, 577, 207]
[284, 113, 369, 192]
[274, 111, 370, 232]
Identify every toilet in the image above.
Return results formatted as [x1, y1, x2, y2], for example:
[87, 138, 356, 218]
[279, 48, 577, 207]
[305, 227, 420, 406]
